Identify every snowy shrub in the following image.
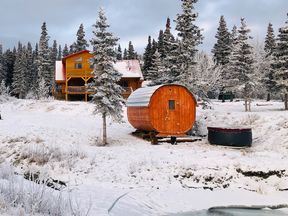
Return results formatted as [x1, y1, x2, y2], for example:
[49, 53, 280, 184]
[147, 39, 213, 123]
[239, 114, 260, 126]
[20, 143, 86, 166]
[25, 90, 38, 100]
[0, 162, 91, 216]
[0, 80, 11, 102]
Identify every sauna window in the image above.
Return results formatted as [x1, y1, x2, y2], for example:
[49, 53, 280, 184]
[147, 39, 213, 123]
[74, 63, 82, 69]
[169, 100, 175, 110]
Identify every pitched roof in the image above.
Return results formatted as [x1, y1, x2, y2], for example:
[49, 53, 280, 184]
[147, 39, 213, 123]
[113, 60, 143, 80]
[62, 50, 90, 61]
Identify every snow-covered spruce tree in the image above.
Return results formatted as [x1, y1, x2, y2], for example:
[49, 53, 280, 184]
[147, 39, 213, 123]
[212, 15, 231, 66]
[147, 50, 166, 86]
[26, 42, 38, 95]
[157, 30, 165, 58]
[263, 23, 277, 101]
[12, 44, 29, 99]
[143, 36, 153, 79]
[273, 15, 288, 110]
[49, 40, 58, 93]
[57, 45, 62, 60]
[123, 48, 128, 60]
[37, 22, 52, 98]
[161, 17, 180, 84]
[2, 48, 16, 87]
[127, 41, 137, 59]
[70, 24, 89, 53]
[227, 18, 255, 112]
[264, 23, 276, 56]
[175, 0, 203, 89]
[151, 39, 158, 56]
[116, 44, 122, 60]
[62, 44, 69, 57]
[89, 8, 125, 145]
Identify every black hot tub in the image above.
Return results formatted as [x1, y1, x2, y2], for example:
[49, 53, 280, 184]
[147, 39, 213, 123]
[207, 127, 252, 147]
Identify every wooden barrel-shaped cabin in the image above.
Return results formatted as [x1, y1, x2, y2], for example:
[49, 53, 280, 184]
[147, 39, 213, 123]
[127, 84, 197, 137]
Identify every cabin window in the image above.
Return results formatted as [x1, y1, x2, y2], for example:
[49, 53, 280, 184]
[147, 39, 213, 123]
[169, 100, 175, 110]
[74, 63, 82, 69]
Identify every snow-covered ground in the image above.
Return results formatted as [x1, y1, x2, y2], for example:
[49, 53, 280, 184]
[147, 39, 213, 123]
[0, 98, 288, 215]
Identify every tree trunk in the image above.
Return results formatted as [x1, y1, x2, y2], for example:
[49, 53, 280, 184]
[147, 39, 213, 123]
[267, 93, 270, 101]
[285, 93, 288, 110]
[244, 98, 248, 112]
[102, 113, 107, 145]
[248, 98, 251, 112]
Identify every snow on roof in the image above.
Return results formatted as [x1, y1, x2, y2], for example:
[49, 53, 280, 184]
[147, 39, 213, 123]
[126, 85, 163, 107]
[113, 60, 143, 79]
[55, 61, 65, 81]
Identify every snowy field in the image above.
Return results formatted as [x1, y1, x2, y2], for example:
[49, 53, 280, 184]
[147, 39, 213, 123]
[0, 98, 288, 215]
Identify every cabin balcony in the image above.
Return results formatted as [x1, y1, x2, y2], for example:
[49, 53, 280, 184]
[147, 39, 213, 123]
[66, 70, 93, 78]
[66, 86, 94, 94]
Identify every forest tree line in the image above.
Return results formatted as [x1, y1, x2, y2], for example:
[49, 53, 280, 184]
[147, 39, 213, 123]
[0, 0, 288, 111]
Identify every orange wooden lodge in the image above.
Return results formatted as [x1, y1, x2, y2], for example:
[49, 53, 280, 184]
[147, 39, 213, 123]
[54, 50, 143, 101]
[127, 84, 197, 143]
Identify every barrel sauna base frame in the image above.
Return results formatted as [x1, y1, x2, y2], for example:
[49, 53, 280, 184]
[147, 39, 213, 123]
[132, 129, 202, 145]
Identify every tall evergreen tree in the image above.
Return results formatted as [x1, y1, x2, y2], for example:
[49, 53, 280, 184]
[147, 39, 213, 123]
[26, 42, 36, 93]
[12, 44, 28, 99]
[273, 15, 288, 110]
[227, 18, 255, 111]
[175, 0, 203, 86]
[116, 44, 122, 60]
[161, 17, 179, 84]
[212, 15, 231, 66]
[147, 50, 166, 86]
[162, 17, 175, 59]
[157, 30, 165, 58]
[151, 39, 158, 56]
[89, 8, 125, 145]
[57, 45, 62, 60]
[264, 23, 276, 56]
[123, 48, 128, 60]
[70, 24, 89, 53]
[37, 22, 52, 97]
[3, 49, 16, 87]
[127, 41, 137, 59]
[62, 44, 69, 57]
[143, 36, 153, 79]
[263, 23, 277, 101]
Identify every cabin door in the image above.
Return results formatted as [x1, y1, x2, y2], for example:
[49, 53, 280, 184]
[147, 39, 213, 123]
[165, 87, 181, 135]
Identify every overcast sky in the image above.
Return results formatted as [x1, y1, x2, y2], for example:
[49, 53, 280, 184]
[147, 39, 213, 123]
[0, 0, 287, 54]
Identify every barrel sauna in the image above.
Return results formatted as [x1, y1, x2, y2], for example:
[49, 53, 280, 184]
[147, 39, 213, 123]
[127, 84, 197, 137]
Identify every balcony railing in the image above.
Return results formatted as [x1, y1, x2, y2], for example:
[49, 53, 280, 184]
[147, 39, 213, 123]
[66, 70, 93, 77]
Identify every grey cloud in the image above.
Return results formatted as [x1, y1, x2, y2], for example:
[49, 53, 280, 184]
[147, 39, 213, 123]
[0, 0, 287, 53]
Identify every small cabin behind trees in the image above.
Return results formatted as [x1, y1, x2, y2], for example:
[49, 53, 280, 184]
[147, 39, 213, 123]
[54, 50, 143, 101]
[127, 84, 197, 138]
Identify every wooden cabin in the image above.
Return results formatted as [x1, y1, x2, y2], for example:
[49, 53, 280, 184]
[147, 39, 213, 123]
[54, 50, 143, 101]
[127, 84, 197, 137]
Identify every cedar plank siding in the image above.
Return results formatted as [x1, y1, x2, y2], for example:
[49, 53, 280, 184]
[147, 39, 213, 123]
[127, 85, 196, 137]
